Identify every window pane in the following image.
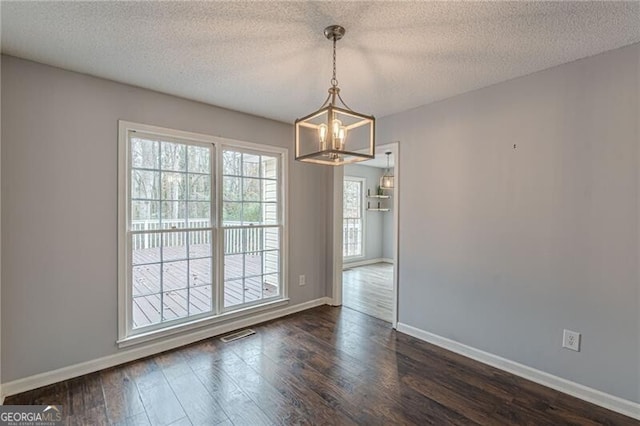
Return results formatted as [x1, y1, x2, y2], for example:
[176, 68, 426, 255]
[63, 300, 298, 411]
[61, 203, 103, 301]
[244, 276, 262, 303]
[263, 250, 279, 276]
[162, 289, 188, 321]
[264, 228, 279, 251]
[188, 174, 210, 201]
[132, 170, 159, 200]
[161, 201, 186, 229]
[188, 230, 211, 258]
[133, 264, 161, 296]
[243, 178, 261, 201]
[133, 294, 161, 328]
[244, 253, 262, 277]
[242, 153, 260, 177]
[223, 177, 241, 201]
[223, 150, 241, 175]
[131, 138, 158, 169]
[190, 285, 212, 315]
[161, 142, 186, 171]
[343, 180, 362, 218]
[263, 203, 278, 225]
[163, 232, 187, 261]
[223, 227, 243, 255]
[224, 253, 243, 280]
[161, 172, 186, 200]
[224, 279, 243, 307]
[132, 200, 160, 225]
[242, 202, 262, 224]
[188, 202, 210, 227]
[188, 145, 210, 173]
[163, 260, 188, 290]
[263, 273, 279, 298]
[132, 233, 161, 265]
[190, 258, 211, 286]
[262, 179, 278, 202]
[223, 202, 242, 225]
[261, 156, 278, 179]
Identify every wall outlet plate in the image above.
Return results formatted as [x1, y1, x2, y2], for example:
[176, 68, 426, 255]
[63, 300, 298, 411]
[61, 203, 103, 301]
[562, 329, 581, 352]
[299, 275, 306, 286]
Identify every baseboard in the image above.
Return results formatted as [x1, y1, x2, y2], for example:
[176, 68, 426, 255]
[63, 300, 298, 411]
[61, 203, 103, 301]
[396, 323, 640, 421]
[2, 297, 332, 399]
[343, 258, 392, 269]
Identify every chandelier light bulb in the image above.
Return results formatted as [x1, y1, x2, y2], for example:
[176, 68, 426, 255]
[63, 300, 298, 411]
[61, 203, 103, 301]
[318, 123, 328, 150]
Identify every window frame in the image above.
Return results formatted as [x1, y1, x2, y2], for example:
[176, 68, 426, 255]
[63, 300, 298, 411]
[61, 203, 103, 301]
[118, 121, 288, 347]
[343, 176, 366, 260]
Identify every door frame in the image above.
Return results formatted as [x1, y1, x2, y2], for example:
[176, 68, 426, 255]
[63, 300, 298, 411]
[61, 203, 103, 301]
[331, 141, 400, 328]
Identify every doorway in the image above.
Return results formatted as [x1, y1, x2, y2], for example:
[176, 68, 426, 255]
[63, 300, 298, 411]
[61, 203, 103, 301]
[332, 142, 399, 326]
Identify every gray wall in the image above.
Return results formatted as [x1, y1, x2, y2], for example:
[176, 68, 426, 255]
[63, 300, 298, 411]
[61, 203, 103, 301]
[343, 164, 387, 263]
[1, 55, 330, 383]
[378, 43, 640, 403]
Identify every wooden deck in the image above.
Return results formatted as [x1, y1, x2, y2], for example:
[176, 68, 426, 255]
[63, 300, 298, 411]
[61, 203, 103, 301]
[132, 245, 277, 328]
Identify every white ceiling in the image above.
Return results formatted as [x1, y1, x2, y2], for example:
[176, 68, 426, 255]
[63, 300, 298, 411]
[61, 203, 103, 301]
[362, 151, 395, 169]
[2, 2, 639, 124]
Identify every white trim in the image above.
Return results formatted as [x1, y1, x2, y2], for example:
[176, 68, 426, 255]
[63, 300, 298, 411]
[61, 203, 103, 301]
[2, 297, 331, 399]
[389, 142, 399, 329]
[343, 258, 390, 269]
[381, 258, 394, 264]
[396, 323, 640, 421]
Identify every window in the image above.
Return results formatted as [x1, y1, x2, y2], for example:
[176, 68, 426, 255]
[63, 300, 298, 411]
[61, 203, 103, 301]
[343, 177, 364, 258]
[118, 121, 287, 344]
[222, 149, 282, 308]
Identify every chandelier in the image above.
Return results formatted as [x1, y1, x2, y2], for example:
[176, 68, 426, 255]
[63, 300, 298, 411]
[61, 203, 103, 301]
[295, 25, 375, 165]
[380, 151, 394, 189]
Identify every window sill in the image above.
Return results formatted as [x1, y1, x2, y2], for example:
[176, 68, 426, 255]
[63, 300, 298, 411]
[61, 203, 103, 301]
[117, 298, 289, 349]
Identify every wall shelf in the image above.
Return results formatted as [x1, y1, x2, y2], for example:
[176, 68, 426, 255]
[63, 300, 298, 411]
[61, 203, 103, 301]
[366, 188, 391, 212]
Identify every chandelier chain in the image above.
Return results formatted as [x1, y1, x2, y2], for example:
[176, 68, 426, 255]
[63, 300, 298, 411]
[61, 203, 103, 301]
[331, 36, 338, 88]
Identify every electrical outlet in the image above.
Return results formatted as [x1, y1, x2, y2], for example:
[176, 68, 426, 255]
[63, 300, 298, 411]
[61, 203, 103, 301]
[299, 275, 306, 286]
[562, 329, 581, 352]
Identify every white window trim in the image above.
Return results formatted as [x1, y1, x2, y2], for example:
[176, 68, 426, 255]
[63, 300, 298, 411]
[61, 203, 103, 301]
[117, 120, 289, 347]
[343, 176, 366, 260]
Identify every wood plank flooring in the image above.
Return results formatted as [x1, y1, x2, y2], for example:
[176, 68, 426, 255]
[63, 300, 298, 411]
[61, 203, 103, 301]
[343, 262, 393, 322]
[5, 306, 637, 425]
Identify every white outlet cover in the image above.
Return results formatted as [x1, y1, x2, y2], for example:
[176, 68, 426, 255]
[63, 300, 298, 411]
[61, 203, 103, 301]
[562, 329, 581, 352]
[299, 275, 306, 286]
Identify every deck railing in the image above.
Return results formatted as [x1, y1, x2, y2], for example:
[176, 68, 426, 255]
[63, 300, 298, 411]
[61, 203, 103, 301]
[131, 219, 262, 255]
[343, 218, 363, 257]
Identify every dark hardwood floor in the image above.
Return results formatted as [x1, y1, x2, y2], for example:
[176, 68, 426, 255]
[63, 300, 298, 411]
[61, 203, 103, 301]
[5, 306, 638, 425]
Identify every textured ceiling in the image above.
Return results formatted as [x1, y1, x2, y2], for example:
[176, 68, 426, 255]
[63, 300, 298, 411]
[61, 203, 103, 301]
[2, 1, 639, 123]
